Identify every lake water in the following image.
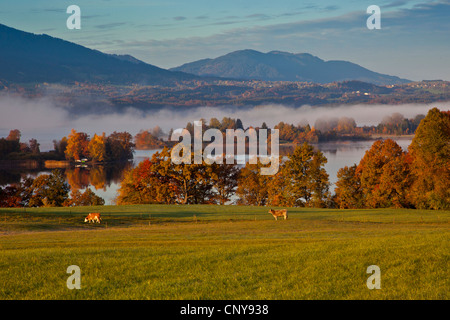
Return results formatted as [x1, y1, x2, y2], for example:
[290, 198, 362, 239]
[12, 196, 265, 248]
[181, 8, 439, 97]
[0, 138, 413, 205]
[319, 138, 412, 192]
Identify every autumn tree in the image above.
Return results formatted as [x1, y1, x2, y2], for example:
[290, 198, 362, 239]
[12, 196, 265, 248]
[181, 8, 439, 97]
[116, 148, 176, 205]
[0, 138, 20, 159]
[408, 108, 450, 209]
[170, 154, 216, 204]
[210, 163, 240, 205]
[28, 138, 40, 154]
[6, 129, 21, 142]
[235, 144, 330, 207]
[220, 117, 236, 131]
[117, 145, 240, 205]
[88, 133, 106, 162]
[27, 170, 70, 207]
[65, 129, 89, 161]
[314, 117, 338, 133]
[376, 113, 424, 135]
[134, 130, 166, 150]
[337, 117, 357, 134]
[53, 136, 68, 159]
[334, 164, 363, 209]
[18, 177, 34, 207]
[151, 126, 165, 138]
[106, 131, 135, 161]
[0, 171, 71, 208]
[236, 161, 270, 206]
[0, 185, 22, 207]
[354, 139, 411, 208]
[209, 118, 222, 130]
[282, 142, 330, 207]
[66, 188, 105, 206]
[275, 122, 298, 142]
[266, 167, 293, 207]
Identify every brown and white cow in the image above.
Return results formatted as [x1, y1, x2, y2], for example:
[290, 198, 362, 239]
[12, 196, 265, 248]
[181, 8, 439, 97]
[268, 209, 288, 220]
[84, 212, 102, 223]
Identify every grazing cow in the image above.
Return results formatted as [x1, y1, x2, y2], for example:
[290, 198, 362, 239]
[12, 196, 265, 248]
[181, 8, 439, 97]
[268, 209, 288, 220]
[84, 212, 102, 223]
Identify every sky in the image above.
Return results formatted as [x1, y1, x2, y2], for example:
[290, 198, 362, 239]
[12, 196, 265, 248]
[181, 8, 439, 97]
[0, 0, 449, 81]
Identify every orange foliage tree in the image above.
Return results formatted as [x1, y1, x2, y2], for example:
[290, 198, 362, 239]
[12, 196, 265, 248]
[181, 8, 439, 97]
[65, 129, 89, 161]
[357, 139, 411, 208]
[235, 161, 271, 206]
[408, 108, 450, 209]
[335, 164, 363, 209]
[236, 143, 330, 208]
[282, 142, 330, 207]
[116, 148, 176, 205]
[117, 146, 242, 205]
[88, 133, 106, 162]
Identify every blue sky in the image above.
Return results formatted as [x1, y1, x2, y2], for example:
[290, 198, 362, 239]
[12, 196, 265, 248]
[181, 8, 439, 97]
[1, 0, 449, 81]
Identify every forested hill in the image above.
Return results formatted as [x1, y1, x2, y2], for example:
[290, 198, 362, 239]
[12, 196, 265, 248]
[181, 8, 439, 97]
[0, 24, 198, 86]
[171, 49, 411, 86]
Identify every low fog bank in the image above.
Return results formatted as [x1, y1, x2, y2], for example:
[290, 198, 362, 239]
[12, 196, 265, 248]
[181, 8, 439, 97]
[0, 94, 446, 151]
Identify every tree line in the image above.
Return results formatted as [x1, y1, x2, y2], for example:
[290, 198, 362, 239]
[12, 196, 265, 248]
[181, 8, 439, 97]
[0, 129, 136, 162]
[1, 108, 448, 209]
[118, 108, 449, 210]
[1, 112, 425, 161]
[0, 129, 41, 160]
[133, 113, 426, 151]
[335, 108, 449, 210]
[56, 129, 135, 162]
[117, 143, 330, 207]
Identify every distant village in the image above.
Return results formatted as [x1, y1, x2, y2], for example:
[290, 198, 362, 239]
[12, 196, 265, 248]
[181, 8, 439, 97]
[1, 80, 448, 112]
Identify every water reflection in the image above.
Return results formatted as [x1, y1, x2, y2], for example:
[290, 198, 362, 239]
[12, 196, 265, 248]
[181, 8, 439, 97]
[0, 161, 134, 205]
[66, 163, 131, 190]
[0, 139, 412, 205]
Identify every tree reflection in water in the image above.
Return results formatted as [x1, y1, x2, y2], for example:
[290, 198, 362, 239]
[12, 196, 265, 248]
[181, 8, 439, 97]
[0, 161, 132, 204]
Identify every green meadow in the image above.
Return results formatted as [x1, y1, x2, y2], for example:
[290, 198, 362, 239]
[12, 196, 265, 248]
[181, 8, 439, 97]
[0, 205, 448, 300]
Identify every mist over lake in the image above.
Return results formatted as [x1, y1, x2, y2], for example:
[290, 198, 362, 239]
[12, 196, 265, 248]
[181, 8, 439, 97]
[0, 93, 425, 204]
[0, 93, 441, 151]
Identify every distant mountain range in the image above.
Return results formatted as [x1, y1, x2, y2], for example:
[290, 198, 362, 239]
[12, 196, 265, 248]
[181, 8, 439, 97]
[0, 23, 410, 86]
[171, 50, 411, 85]
[0, 24, 197, 85]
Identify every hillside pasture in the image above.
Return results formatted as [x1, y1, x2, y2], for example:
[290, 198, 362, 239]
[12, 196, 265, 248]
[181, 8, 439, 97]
[0, 205, 448, 300]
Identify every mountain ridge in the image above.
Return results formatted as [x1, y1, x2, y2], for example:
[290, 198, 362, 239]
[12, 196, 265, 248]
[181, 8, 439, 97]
[171, 49, 411, 85]
[0, 24, 410, 86]
[0, 23, 198, 86]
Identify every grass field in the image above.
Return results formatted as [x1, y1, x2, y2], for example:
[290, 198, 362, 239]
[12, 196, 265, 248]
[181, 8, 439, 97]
[0, 205, 448, 300]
